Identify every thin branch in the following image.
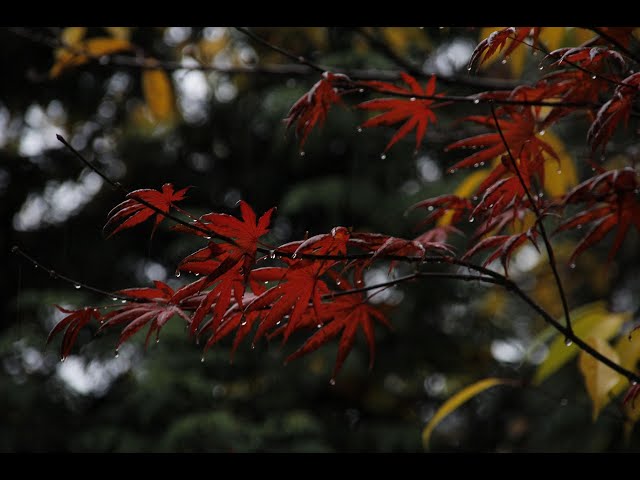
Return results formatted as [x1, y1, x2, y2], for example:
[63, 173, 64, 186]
[234, 27, 325, 73]
[353, 27, 422, 77]
[11, 246, 133, 301]
[489, 104, 573, 336]
[324, 271, 501, 299]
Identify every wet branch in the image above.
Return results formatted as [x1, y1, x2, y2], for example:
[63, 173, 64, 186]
[489, 104, 572, 337]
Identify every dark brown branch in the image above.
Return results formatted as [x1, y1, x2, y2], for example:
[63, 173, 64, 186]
[234, 27, 325, 73]
[489, 104, 572, 337]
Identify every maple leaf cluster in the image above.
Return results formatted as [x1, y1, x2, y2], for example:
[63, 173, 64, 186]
[48, 27, 640, 404]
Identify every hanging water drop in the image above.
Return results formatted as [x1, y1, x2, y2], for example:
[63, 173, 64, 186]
[115, 349, 120, 358]
[74, 283, 81, 290]
[300, 151, 306, 157]
[591, 75, 597, 80]
[356, 127, 362, 133]
[204, 236, 212, 240]
[473, 99, 480, 104]
[576, 224, 582, 230]
[556, 169, 562, 175]
[570, 263, 576, 269]
[380, 153, 387, 160]
[427, 205, 434, 211]
[473, 163, 479, 168]
[358, 88, 364, 93]
[156, 338, 160, 344]
[539, 130, 545, 136]
[329, 378, 336, 386]
[291, 253, 297, 259]
[60, 357, 65, 363]
[269, 250, 276, 259]
[479, 162, 485, 167]
[501, 58, 507, 64]
[121, 299, 127, 304]
[469, 217, 475, 223]
[539, 65, 544, 70]
[195, 273, 200, 277]
[564, 338, 573, 347]
[336, 279, 341, 286]
[250, 343, 256, 350]
[175, 271, 181, 278]
[467, 67, 472, 71]
[632, 381, 638, 386]
[201, 357, 205, 363]
[410, 97, 416, 102]
[112, 297, 118, 301]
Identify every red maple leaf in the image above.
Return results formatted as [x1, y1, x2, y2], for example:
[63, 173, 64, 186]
[100, 281, 191, 349]
[284, 71, 351, 148]
[556, 168, 640, 263]
[462, 230, 538, 275]
[587, 72, 640, 153]
[285, 269, 391, 380]
[357, 73, 438, 152]
[48, 305, 101, 360]
[469, 27, 541, 70]
[105, 183, 189, 238]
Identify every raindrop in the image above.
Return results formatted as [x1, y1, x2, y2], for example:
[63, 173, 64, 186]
[156, 338, 160, 344]
[556, 169, 562, 175]
[121, 299, 127, 304]
[201, 357, 205, 363]
[479, 162, 485, 166]
[175, 271, 181, 278]
[115, 349, 119, 358]
[380, 154, 387, 160]
[34, 264, 38, 269]
[570, 263, 576, 269]
[299, 151, 306, 157]
[336, 280, 341, 286]
[358, 88, 364, 93]
[539, 66, 544, 70]
[469, 217, 475, 223]
[467, 67, 472, 71]
[112, 297, 118, 301]
[317, 324, 322, 329]
[532, 51, 538, 57]
[473, 99, 480, 104]
[250, 343, 256, 350]
[195, 273, 200, 277]
[269, 250, 276, 259]
[410, 97, 416, 102]
[473, 163, 479, 168]
[592, 75, 597, 80]
[472, 195, 478, 201]
[564, 338, 573, 347]
[329, 378, 336, 386]
[501, 59, 507, 64]
[204, 236, 212, 240]
[449, 168, 457, 174]
[427, 206, 435, 211]
[539, 130, 545, 136]
[241, 321, 247, 326]
[292, 253, 297, 259]
[60, 357, 65, 363]
[576, 224, 582, 230]
[632, 381, 638, 386]
[74, 284, 81, 290]
[356, 127, 362, 133]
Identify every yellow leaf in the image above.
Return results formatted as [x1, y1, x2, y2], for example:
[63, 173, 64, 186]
[422, 378, 515, 450]
[437, 170, 489, 226]
[579, 336, 621, 420]
[540, 131, 578, 197]
[533, 302, 628, 384]
[61, 27, 86, 47]
[50, 37, 133, 78]
[611, 335, 640, 398]
[538, 28, 566, 51]
[572, 28, 596, 46]
[104, 27, 131, 40]
[623, 389, 640, 441]
[142, 68, 175, 122]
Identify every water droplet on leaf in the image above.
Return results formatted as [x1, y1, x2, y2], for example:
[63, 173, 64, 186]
[564, 338, 573, 347]
[473, 99, 480, 104]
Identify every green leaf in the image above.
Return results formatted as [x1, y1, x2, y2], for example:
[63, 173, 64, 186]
[578, 336, 621, 420]
[422, 378, 516, 450]
[533, 302, 628, 385]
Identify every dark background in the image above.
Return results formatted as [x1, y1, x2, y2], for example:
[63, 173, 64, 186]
[2, 27, 639, 452]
